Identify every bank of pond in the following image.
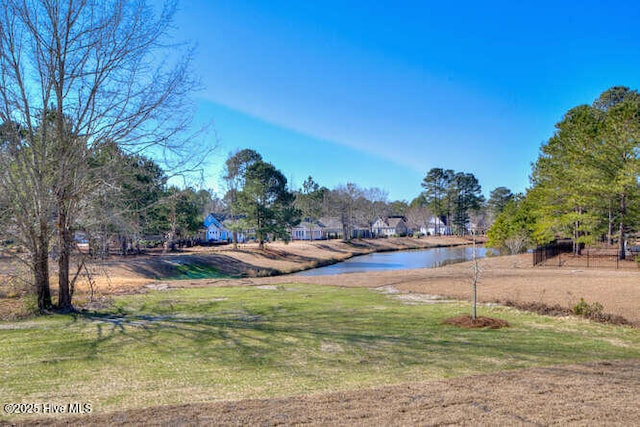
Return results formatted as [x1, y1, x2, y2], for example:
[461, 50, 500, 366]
[295, 245, 498, 276]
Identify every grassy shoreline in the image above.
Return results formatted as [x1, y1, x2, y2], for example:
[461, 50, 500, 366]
[151, 235, 480, 280]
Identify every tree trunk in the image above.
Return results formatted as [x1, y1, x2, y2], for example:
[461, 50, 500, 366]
[232, 229, 238, 249]
[57, 206, 73, 312]
[573, 223, 581, 255]
[607, 202, 614, 246]
[619, 195, 626, 260]
[618, 223, 626, 260]
[34, 239, 52, 312]
[574, 207, 582, 255]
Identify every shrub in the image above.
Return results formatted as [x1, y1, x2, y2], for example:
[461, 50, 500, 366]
[573, 298, 603, 317]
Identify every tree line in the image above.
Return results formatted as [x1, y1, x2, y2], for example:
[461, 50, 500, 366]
[487, 86, 640, 259]
[217, 149, 514, 246]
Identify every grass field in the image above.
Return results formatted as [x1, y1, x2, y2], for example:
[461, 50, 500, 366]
[1, 283, 639, 422]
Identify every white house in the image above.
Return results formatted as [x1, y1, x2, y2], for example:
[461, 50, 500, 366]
[372, 216, 408, 237]
[290, 219, 326, 241]
[204, 214, 231, 242]
[419, 217, 450, 236]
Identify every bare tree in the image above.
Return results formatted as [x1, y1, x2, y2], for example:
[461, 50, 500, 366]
[405, 204, 432, 236]
[0, 122, 55, 310]
[504, 233, 528, 255]
[362, 187, 389, 236]
[0, 0, 203, 311]
[329, 183, 365, 240]
[471, 238, 480, 321]
[295, 176, 327, 241]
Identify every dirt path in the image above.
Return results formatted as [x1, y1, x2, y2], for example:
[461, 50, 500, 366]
[25, 359, 640, 426]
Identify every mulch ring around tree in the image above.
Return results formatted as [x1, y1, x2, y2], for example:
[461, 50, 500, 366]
[443, 315, 510, 329]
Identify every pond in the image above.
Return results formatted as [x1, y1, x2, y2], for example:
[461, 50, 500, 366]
[294, 245, 497, 276]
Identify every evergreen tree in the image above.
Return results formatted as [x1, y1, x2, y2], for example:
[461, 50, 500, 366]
[528, 86, 640, 259]
[421, 168, 454, 234]
[295, 176, 327, 240]
[235, 160, 300, 249]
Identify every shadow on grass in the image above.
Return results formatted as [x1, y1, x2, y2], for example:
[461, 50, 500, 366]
[68, 300, 632, 376]
[116, 254, 279, 280]
[309, 243, 351, 254]
[232, 247, 319, 264]
[116, 250, 351, 280]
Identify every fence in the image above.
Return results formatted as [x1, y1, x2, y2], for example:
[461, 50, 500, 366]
[532, 239, 573, 266]
[533, 240, 639, 270]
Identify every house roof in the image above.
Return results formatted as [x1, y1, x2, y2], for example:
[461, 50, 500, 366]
[292, 219, 324, 230]
[387, 217, 406, 227]
[374, 216, 406, 228]
[203, 213, 223, 228]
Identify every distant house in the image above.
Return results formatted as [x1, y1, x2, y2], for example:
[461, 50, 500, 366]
[318, 217, 344, 240]
[351, 224, 373, 239]
[420, 217, 449, 236]
[225, 220, 250, 243]
[203, 214, 232, 242]
[372, 216, 408, 237]
[292, 217, 380, 240]
[291, 219, 327, 241]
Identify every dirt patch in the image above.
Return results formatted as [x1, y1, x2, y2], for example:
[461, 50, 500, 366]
[25, 359, 640, 426]
[394, 293, 455, 304]
[375, 285, 454, 304]
[254, 285, 280, 290]
[443, 315, 510, 329]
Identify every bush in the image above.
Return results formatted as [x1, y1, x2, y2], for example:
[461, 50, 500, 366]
[573, 298, 603, 317]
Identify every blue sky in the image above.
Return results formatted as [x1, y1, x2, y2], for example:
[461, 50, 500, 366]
[172, 0, 640, 201]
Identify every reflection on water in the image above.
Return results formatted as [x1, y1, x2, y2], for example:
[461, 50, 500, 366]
[432, 257, 468, 268]
[294, 246, 497, 276]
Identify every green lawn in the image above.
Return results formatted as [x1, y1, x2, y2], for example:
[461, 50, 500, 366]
[1, 284, 639, 419]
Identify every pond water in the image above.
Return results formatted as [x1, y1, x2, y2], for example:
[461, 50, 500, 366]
[294, 245, 497, 276]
